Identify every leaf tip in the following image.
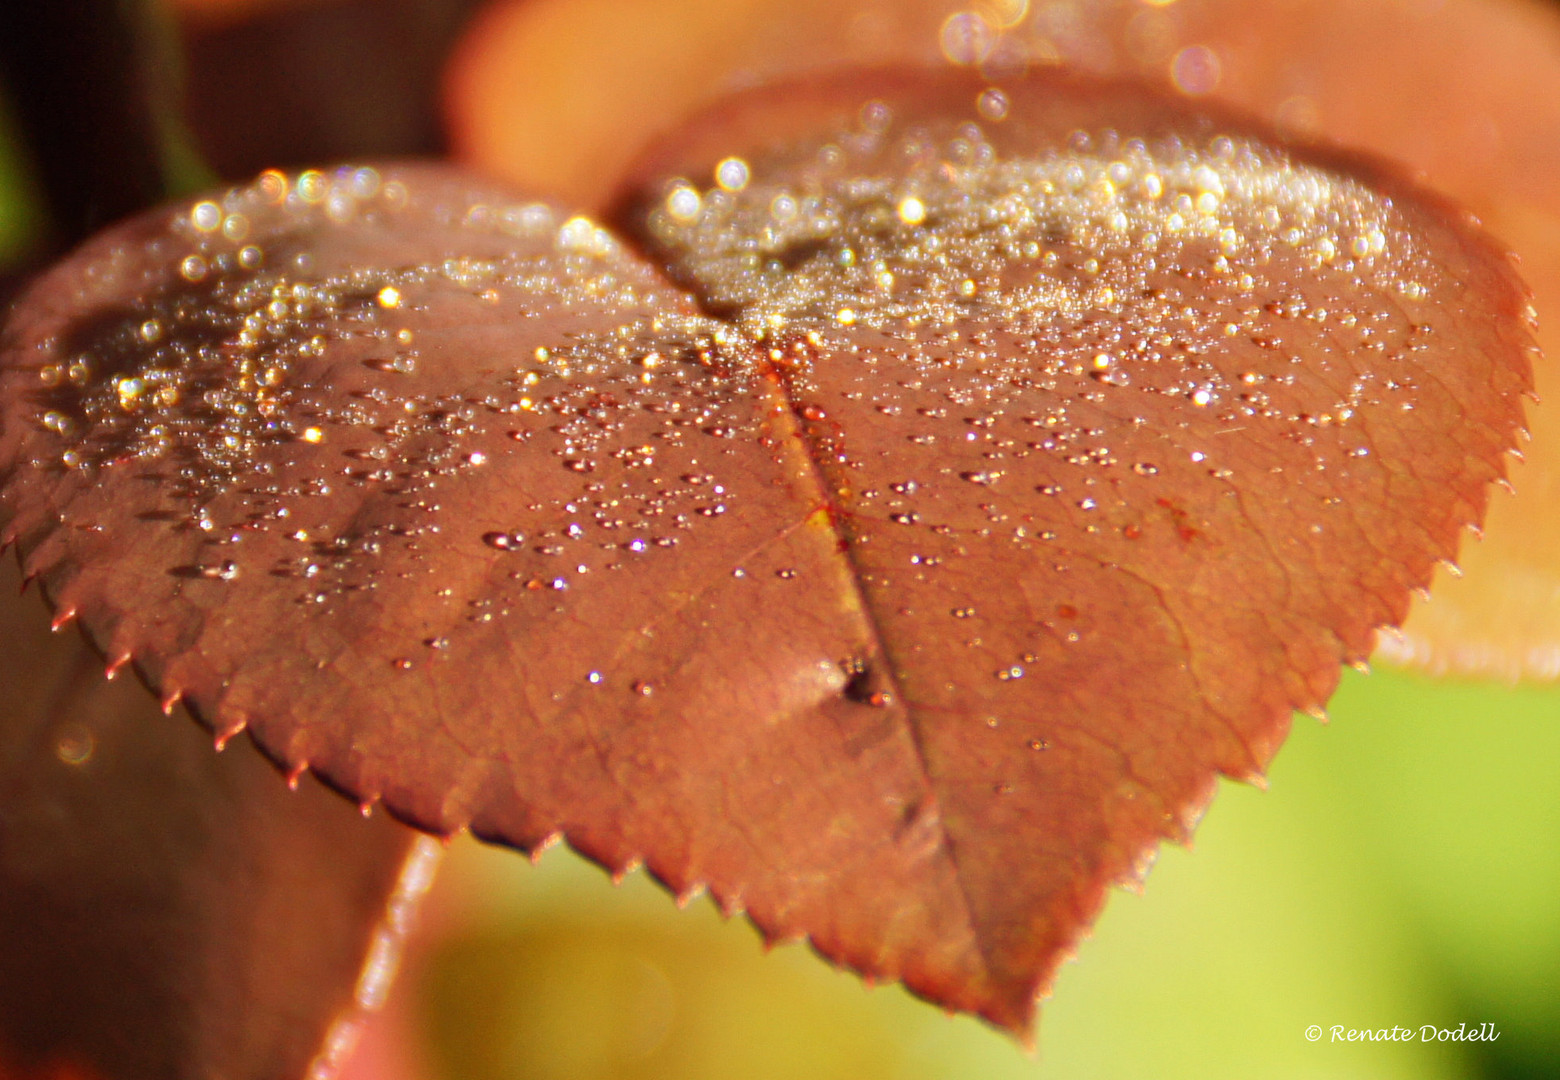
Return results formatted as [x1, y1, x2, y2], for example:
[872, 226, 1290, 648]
[674, 880, 707, 909]
[211, 717, 246, 752]
[528, 831, 562, 865]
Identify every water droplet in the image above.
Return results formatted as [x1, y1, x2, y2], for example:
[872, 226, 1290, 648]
[200, 560, 240, 581]
[976, 87, 1010, 122]
[940, 10, 996, 65]
[715, 158, 750, 192]
[666, 185, 702, 223]
[296, 170, 326, 202]
[55, 726, 95, 766]
[190, 201, 222, 231]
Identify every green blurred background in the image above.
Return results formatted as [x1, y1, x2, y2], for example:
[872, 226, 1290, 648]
[417, 669, 1560, 1080]
[0, 100, 41, 271]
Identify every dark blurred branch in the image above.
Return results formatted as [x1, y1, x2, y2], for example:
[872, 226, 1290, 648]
[0, 0, 189, 246]
[180, 0, 486, 178]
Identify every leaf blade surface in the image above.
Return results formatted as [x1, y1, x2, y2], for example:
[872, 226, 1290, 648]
[0, 71, 1533, 1032]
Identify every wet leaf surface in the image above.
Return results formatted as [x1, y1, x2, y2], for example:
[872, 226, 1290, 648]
[446, 0, 1560, 680]
[0, 69, 1534, 1033]
[0, 556, 432, 1080]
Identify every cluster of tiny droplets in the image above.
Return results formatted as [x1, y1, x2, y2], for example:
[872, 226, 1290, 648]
[630, 98, 1450, 516]
[647, 107, 1418, 354]
[249, 291, 753, 612]
[36, 166, 730, 490]
[623, 93, 1471, 703]
[38, 271, 356, 475]
[37, 168, 400, 475]
[23, 127, 1454, 674]
[31, 165, 763, 616]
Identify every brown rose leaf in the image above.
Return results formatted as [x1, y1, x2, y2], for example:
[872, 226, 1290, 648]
[608, 66, 1535, 1023]
[0, 552, 435, 1080]
[446, 0, 1560, 680]
[0, 69, 1533, 1033]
